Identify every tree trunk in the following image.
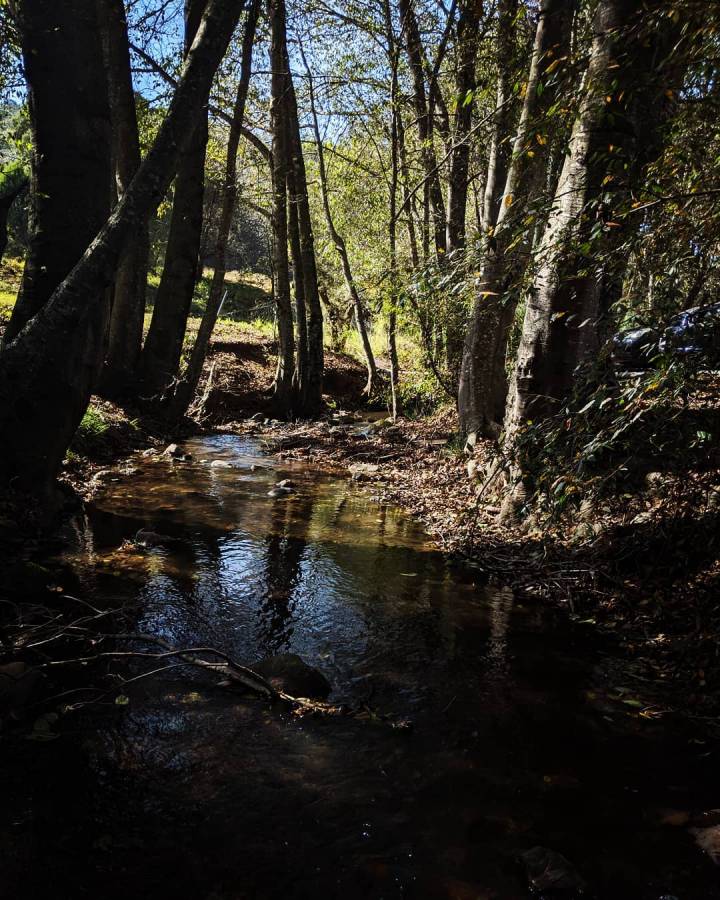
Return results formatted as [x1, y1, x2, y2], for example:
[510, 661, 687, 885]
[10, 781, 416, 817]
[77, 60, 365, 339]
[384, 0, 401, 418]
[97, 0, 150, 398]
[167, 0, 260, 420]
[138, 0, 209, 401]
[3, 0, 112, 348]
[447, 0, 482, 253]
[267, 0, 295, 417]
[458, 0, 572, 439]
[0, 181, 26, 264]
[0, 0, 244, 498]
[287, 152, 309, 402]
[503, 0, 675, 451]
[397, 0, 447, 260]
[285, 44, 323, 415]
[302, 46, 378, 395]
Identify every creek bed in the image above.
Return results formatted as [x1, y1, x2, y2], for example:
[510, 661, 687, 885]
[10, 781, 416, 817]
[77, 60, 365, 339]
[2, 434, 719, 899]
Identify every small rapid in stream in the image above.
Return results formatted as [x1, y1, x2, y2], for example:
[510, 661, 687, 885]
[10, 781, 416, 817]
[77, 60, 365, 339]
[3, 434, 719, 899]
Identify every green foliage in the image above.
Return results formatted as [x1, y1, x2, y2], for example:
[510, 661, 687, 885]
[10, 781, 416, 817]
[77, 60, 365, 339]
[71, 406, 110, 455]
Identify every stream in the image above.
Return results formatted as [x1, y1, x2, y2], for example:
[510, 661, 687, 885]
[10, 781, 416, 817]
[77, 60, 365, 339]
[3, 434, 719, 899]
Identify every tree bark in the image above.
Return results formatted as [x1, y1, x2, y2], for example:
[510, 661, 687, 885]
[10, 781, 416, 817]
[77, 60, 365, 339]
[168, 0, 260, 420]
[138, 0, 210, 401]
[503, 0, 676, 452]
[458, 0, 572, 439]
[4, 0, 112, 347]
[267, 0, 295, 416]
[97, 0, 150, 398]
[0, 0, 245, 497]
[285, 43, 323, 415]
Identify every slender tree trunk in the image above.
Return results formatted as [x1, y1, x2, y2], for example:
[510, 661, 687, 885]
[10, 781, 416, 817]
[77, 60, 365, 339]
[0, 181, 26, 264]
[97, 0, 150, 398]
[302, 47, 378, 395]
[268, 0, 295, 416]
[502, 0, 678, 466]
[396, 105, 420, 269]
[286, 151, 309, 401]
[285, 43, 323, 415]
[384, 0, 401, 417]
[0, 0, 244, 498]
[138, 0, 209, 401]
[447, 0, 482, 253]
[458, 0, 572, 439]
[397, 0, 447, 260]
[4, 0, 112, 348]
[168, 0, 260, 420]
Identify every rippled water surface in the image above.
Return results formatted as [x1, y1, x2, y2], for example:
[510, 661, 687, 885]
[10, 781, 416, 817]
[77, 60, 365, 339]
[4, 435, 719, 899]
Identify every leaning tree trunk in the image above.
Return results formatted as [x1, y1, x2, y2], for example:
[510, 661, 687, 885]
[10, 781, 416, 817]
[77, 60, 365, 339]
[168, 0, 260, 420]
[3, 0, 112, 348]
[138, 0, 209, 401]
[267, 0, 295, 417]
[458, 0, 573, 440]
[97, 0, 150, 398]
[302, 46, 377, 395]
[502, 0, 680, 494]
[0, 0, 244, 499]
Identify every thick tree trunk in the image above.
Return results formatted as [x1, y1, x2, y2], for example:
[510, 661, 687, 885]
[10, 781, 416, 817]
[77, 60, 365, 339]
[138, 0, 209, 401]
[97, 0, 150, 398]
[384, 0, 401, 418]
[397, 0, 447, 260]
[285, 44, 323, 415]
[268, 0, 295, 416]
[302, 48, 378, 395]
[458, 0, 572, 439]
[503, 0, 674, 453]
[4, 0, 112, 348]
[0, 0, 244, 497]
[287, 154, 309, 401]
[168, 0, 260, 420]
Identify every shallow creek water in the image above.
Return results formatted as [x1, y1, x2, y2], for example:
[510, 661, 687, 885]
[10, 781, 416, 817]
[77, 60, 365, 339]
[4, 434, 720, 899]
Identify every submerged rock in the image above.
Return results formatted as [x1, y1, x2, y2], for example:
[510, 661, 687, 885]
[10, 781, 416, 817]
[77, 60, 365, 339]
[210, 460, 233, 469]
[276, 479, 296, 489]
[267, 485, 294, 498]
[519, 846, 586, 896]
[255, 654, 331, 699]
[135, 529, 183, 548]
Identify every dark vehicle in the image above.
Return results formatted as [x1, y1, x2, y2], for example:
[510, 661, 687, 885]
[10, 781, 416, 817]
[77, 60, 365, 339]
[612, 302, 720, 370]
[659, 301, 720, 363]
[611, 326, 659, 370]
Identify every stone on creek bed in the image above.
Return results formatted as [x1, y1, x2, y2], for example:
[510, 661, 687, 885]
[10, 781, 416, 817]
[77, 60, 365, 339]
[254, 654, 331, 699]
[519, 846, 586, 896]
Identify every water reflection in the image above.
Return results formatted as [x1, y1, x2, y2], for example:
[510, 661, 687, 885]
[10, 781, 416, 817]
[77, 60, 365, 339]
[13, 434, 714, 900]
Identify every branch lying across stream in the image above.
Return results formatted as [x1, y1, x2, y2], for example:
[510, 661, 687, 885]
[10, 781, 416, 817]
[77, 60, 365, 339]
[40, 631, 412, 728]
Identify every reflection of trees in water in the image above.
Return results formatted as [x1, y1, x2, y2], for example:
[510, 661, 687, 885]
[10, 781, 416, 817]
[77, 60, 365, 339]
[257, 495, 314, 654]
[486, 589, 513, 675]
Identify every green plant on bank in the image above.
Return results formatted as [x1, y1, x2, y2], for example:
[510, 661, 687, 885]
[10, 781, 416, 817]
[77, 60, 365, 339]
[507, 354, 714, 518]
[69, 406, 110, 456]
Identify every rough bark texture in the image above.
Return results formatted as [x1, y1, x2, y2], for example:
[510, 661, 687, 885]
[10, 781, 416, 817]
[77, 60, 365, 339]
[268, 0, 295, 416]
[97, 0, 150, 398]
[138, 0, 209, 400]
[4, 0, 112, 347]
[503, 0, 673, 446]
[458, 0, 572, 439]
[168, 0, 260, 420]
[0, 0, 244, 497]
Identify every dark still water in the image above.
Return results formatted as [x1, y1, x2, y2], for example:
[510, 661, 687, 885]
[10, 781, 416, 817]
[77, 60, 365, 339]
[2, 435, 718, 899]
